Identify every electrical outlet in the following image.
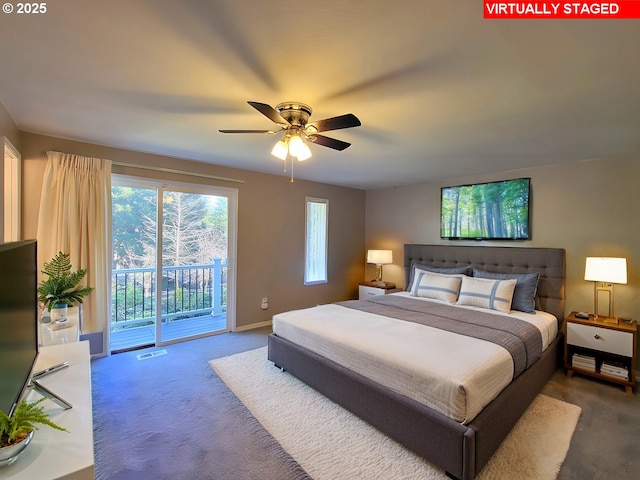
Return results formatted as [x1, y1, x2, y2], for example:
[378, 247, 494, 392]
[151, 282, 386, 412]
[261, 297, 269, 310]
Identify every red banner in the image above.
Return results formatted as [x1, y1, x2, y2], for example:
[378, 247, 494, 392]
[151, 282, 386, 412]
[484, 1, 640, 18]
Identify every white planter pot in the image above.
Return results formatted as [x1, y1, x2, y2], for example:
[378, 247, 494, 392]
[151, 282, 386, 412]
[68, 305, 82, 331]
[51, 304, 68, 322]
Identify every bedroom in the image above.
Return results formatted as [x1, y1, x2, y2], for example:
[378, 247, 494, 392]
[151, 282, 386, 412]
[1, 1, 639, 479]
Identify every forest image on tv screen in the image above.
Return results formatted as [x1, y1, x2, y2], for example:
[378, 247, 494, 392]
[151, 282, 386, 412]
[441, 178, 530, 239]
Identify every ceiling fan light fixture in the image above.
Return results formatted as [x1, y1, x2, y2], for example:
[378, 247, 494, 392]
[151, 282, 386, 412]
[271, 138, 288, 160]
[288, 134, 305, 157]
[220, 101, 360, 178]
[295, 142, 312, 161]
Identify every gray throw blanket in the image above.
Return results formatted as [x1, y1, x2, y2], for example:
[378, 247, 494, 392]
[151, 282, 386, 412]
[336, 295, 543, 379]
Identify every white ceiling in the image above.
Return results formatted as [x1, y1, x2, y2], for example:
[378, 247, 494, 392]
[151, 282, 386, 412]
[1, 1, 639, 189]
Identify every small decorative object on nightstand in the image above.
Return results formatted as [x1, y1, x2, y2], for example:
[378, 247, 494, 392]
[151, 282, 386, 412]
[358, 282, 400, 300]
[564, 311, 636, 394]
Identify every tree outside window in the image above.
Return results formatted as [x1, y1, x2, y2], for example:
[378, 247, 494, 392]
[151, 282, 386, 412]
[304, 197, 328, 285]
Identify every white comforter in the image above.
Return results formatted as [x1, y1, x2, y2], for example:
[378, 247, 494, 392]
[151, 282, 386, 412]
[272, 292, 557, 424]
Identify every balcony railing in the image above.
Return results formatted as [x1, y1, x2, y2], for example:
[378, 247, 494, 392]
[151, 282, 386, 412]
[111, 259, 227, 331]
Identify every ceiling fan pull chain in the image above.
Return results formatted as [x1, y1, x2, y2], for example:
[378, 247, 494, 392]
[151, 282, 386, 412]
[290, 156, 294, 183]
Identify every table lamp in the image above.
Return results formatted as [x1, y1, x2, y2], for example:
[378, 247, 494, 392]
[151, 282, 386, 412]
[367, 249, 394, 287]
[584, 257, 627, 323]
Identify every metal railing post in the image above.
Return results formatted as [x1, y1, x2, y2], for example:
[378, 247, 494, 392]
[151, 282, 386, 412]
[212, 258, 222, 316]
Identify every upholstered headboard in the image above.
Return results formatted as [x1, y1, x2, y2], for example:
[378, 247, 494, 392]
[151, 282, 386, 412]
[404, 244, 566, 323]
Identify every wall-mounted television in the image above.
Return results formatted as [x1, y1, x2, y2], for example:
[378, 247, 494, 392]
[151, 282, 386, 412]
[441, 177, 531, 240]
[0, 240, 39, 417]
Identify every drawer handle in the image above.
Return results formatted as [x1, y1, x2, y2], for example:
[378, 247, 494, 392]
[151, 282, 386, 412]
[594, 334, 600, 340]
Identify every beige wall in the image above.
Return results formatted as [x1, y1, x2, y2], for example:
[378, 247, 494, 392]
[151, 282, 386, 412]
[365, 152, 640, 367]
[20, 132, 365, 329]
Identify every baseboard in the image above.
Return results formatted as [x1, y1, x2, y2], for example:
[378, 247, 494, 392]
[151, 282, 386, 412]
[234, 320, 272, 332]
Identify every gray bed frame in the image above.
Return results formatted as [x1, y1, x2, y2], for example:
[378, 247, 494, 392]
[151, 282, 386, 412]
[268, 244, 566, 480]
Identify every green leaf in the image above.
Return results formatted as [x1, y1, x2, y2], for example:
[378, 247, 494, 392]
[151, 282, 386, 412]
[37, 253, 93, 311]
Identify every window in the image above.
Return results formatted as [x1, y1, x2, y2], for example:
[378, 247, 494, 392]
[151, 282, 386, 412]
[2, 137, 21, 242]
[304, 197, 328, 285]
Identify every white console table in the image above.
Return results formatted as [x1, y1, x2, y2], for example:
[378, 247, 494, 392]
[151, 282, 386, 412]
[0, 341, 94, 480]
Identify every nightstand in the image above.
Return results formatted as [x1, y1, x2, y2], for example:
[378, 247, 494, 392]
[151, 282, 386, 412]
[358, 281, 401, 300]
[564, 311, 636, 394]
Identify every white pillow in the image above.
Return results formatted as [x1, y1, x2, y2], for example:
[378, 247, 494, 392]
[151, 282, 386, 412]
[456, 276, 517, 313]
[411, 271, 463, 303]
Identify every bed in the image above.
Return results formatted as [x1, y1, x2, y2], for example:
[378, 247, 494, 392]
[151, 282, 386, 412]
[268, 244, 565, 480]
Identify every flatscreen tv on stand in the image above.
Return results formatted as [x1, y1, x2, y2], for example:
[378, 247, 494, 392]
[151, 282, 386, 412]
[0, 240, 71, 417]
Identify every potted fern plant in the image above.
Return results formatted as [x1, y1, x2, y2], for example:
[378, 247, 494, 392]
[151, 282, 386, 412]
[0, 398, 68, 467]
[37, 252, 93, 322]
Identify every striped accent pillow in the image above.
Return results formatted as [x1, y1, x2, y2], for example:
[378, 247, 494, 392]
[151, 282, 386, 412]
[406, 262, 472, 291]
[472, 269, 540, 313]
[456, 276, 517, 313]
[411, 271, 463, 303]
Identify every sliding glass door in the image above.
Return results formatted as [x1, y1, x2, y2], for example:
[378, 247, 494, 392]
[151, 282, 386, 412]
[158, 189, 230, 343]
[111, 176, 236, 352]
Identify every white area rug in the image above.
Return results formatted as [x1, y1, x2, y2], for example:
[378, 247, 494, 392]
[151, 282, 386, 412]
[210, 347, 581, 480]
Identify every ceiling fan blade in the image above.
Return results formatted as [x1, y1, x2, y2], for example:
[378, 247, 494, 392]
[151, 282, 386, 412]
[308, 134, 351, 151]
[306, 113, 361, 133]
[218, 129, 280, 134]
[247, 101, 291, 127]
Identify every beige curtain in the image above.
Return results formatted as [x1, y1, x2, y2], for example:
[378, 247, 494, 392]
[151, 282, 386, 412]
[36, 151, 112, 355]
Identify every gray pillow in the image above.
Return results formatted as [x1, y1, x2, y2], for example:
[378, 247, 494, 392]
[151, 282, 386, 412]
[406, 261, 472, 291]
[472, 268, 540, 313]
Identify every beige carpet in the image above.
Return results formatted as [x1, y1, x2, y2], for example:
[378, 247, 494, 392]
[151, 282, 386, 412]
[211, 347, 581, 480]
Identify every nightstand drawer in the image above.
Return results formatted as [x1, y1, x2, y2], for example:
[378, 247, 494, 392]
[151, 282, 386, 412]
[358, 283, 400, 300]
[567, 322, 633, 357]
[359, 285, 386, 298]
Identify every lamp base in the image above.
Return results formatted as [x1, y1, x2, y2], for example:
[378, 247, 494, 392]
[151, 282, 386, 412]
[370, 280, 396, 289]
[593, 282, 616, 320]
[592, 313, 619, 325]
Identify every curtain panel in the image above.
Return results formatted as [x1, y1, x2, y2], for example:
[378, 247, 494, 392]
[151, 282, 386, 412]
[37, 151, 112, 356]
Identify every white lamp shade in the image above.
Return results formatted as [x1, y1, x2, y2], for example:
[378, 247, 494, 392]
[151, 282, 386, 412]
[584, 257, 627, 284]
[367, 249, 393, 265]
[288, 135, 305, 157]
[271, 138, 288, 160]
[295, 142, 312, 161]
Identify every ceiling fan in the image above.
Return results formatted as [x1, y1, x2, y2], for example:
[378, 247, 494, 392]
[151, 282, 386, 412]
[219, 101, 361, 162]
